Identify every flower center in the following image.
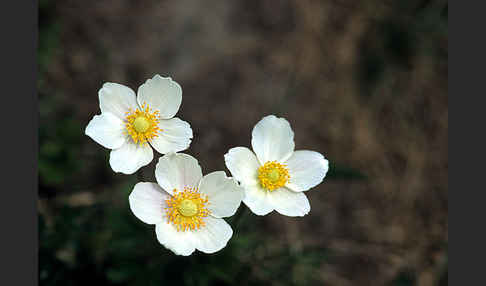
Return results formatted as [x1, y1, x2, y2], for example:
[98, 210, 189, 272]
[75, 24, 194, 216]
[125, 103, 161, 145]
[177, 199, 198, 217]
[133, 116, 150, 133]
[257, 161, 290, 191]
[165, 187, 210, 231]
[267, 169, 280, 182]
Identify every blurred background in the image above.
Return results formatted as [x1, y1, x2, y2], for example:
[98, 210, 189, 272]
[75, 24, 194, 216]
[38, 0, 448, 285]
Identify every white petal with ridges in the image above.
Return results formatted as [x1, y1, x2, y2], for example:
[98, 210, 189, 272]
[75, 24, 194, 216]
[155, 152, 203, 196]
[268, 187, 310, 217]
[137, 75, 182, 119]
[129, 182, 168, 225]
[198, 171, 244, 218]
[150, 118, 193, 154]
[285, 150, 329, 192]
[224, 147, 260, 186]
[155, 223, 196, 256]
[241, 184, 274, 216]
[99, 82, 138, 120]
[251, 115, 295, 164]
[85, 112, 126, 149]
[193, 216, 233, 254]
[109, 141, 153, 174]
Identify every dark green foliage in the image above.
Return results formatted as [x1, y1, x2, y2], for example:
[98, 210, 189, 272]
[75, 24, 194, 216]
[39, 190, 330, 286]
[326, 162, 367, 181]
[389, 270, 416, 286]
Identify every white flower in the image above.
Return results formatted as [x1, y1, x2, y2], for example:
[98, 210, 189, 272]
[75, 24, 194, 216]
[85, 75, 193, 174]
[129, 152, 244, 256]
[224, 115, 329, 217]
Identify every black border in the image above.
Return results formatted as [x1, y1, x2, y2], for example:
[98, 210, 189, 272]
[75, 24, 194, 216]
[452, 0, 474, 284]
[2, 1, 37, 285]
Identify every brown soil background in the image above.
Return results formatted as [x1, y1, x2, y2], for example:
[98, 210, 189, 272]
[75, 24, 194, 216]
[39, 1, 448, 285]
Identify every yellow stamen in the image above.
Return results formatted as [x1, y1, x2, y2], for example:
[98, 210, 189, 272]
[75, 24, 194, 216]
[124, 103, 161, 145]
[258, 161, 290, 191]
[165, 187, 210, 231]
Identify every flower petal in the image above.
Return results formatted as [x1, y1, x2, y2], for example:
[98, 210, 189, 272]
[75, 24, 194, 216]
[267, 187, 310, 217]
[137, 75, 182, 119]
[155, 152, 203, 195]
[109, 141, 153, 174]
[193, 216, 233, 254]
[285, 150, 330, 192]
[129, 182, 168, 225]
[241, 184, 274, 216]
[198, 171, 244, 218]
[149, 117, 193, 154]
[99, 82, 138, 120]
[85, 113, 126, 149]
[251, 115, 295, 164]
[224, 147, 260, 186]
[155, 223, 196, 256]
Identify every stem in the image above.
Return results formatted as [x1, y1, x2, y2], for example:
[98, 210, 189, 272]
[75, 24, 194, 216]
[137, 169, 145, 182]
[232, 206, 249, 228]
